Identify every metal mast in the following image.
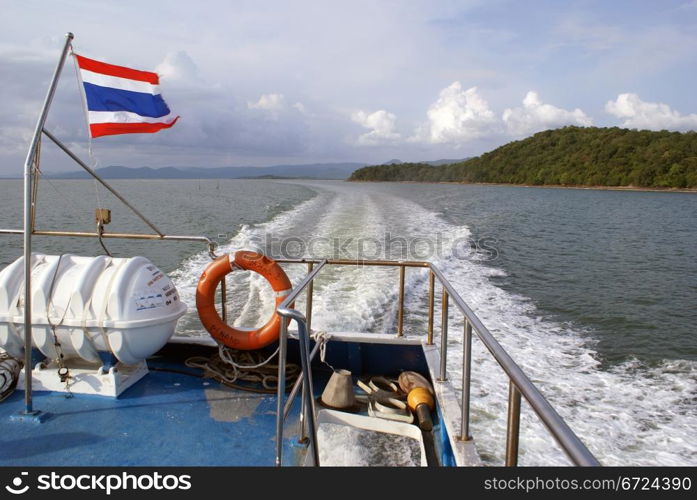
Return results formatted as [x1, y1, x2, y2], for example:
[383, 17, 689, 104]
[20, 32, 74, 416]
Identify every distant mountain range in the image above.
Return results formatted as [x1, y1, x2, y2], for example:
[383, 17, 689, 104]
[38, 159, 468, 180]
[47, 163, 366, 180]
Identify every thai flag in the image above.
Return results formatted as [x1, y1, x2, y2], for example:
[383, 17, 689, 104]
[74, 54, 179, 138]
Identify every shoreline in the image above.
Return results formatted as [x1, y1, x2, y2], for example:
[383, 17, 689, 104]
[347, 179, 697, 193]
[3, 175, 694, 193]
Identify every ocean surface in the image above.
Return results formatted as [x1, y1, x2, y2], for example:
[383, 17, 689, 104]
[0, 178, 695, 466]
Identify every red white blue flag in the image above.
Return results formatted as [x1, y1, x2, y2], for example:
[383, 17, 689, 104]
[74, 54, 179, 138]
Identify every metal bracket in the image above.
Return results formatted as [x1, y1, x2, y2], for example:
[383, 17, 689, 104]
[95, 208, 111, 225]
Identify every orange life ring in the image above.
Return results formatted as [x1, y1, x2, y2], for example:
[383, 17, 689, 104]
[196, 251, 292, 350]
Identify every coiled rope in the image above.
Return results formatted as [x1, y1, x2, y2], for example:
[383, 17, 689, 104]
[0, 351, 22, 402]
[185, 345, 300, 394]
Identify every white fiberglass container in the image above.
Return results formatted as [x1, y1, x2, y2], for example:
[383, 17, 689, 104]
[0, 253, 187, 365]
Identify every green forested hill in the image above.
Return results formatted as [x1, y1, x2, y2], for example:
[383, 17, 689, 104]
[348, 127, 697, 188]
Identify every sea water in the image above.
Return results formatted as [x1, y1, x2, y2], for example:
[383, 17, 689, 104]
[317, 423, 423, 466]
[0, 178, 695, 466]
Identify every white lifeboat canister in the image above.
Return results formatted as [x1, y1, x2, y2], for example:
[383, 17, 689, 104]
[0, 253, 187, 396]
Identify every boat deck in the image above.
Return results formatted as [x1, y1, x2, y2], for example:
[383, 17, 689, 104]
[1, 335, 463, 467]
[0, 345, 306, 466]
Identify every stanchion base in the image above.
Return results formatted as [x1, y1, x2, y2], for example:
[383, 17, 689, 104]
[9, 410, 51, 423]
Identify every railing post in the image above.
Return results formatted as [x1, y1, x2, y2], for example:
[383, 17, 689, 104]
[427, 271, 435, 345]
[297, 317, 319, 466]
[299, 381, 308, 444]
[397, 265, 405, 336]
[438, 288, 448, 381]
[505, 381, 522, 466]
[305, 262, 314, 333]
[275, 316, 289, 466]
[283, 340, 322, 420]
[459, 319, 472, 441]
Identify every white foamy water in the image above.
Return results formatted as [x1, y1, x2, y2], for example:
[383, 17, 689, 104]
[317, 423, 423, 466]
[171, 181, 697, 466]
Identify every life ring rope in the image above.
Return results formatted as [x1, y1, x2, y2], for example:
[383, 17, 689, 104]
[196, 250, 293, 351]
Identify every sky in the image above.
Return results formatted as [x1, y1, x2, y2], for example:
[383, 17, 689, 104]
[1, 0, 697, 175]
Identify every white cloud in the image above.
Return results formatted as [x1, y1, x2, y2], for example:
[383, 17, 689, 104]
[413, 82, 497, 144]
[605, 93, 697, 131]
[503, 91, 592, 136]
[247, 93, 307, 121]
[155, 51, 201, 83]
[248, 93, 287, 112]
[351, 109, 400, 145]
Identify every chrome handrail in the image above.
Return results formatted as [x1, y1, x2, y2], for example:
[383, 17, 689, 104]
[428, 264, 599, 466]
[276, 307, 319, 465]
[273, 260, 326, 466]
[270, 258, 600, 467]
[0, 229, 218, 258]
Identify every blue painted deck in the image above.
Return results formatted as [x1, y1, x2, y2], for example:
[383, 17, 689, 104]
[0, 339, 448, 467]
[0, 347, 305, 466]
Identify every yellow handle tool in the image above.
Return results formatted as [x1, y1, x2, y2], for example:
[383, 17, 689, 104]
[407, 387, 434, 432]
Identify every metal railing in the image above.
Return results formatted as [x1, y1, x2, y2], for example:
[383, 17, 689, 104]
[269, 258, 600, 467]
[0, 228, 217, 253]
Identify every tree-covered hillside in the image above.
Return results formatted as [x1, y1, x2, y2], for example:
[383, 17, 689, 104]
[349, 127, 697, 188]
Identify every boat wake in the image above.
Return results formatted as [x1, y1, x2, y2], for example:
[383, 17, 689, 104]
[170, 181, 697, 466]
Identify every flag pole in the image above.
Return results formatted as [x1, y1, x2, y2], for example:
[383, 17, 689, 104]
[20, 32, 74, 418]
